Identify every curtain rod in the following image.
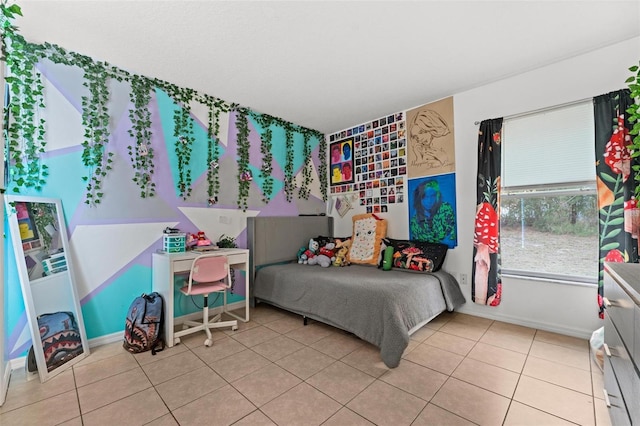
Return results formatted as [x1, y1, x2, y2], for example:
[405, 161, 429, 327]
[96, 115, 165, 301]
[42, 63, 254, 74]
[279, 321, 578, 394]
[474, 97, 593, 126]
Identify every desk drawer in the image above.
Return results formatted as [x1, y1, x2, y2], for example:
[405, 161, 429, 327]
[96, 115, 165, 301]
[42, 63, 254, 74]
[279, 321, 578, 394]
[174, 259, 195, 272]
[226, 253, 247, 268]
[604, 315, 640, 423]
[604, 271, 635, 348]
[604, 356, 632, 426]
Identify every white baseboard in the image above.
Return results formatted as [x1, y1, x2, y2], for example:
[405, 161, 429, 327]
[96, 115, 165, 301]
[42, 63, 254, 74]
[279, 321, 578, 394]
[87, 301, 246, 347]
[1, 361, 11, 406]
[456, 308, 593, 340]
[7, 301, 247, 373]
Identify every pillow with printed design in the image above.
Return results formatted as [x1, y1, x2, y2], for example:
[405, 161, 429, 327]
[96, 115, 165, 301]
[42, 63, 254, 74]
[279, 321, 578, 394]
[347, 213, 387, 265]
[382, 238, 448, 273]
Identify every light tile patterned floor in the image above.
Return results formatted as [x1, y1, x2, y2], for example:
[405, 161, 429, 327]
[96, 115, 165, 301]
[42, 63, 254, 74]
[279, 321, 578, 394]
[0, 305, 611, 426]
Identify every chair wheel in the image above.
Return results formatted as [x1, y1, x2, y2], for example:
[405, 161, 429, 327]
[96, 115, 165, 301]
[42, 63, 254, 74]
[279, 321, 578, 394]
[204, 339, 213, 347]
[174, 337, 181, 345]
[231, 325, 238, 331]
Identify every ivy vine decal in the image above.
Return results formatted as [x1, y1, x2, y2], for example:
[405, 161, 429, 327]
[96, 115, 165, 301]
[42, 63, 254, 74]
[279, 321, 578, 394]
[317, 131, 328, 201]
[127, 74, 155, 198]
[201, 94, 224, 206]
[235, 108, 251, 211]
[2, 2, 325, 208]
[257, 114, 274, 203]
[81, 61, 113, 206]
[284, 124, 295, 202]
[298, 132, 312, 199]
[172, 87, 195, 200]
[2, 2, 47, 192]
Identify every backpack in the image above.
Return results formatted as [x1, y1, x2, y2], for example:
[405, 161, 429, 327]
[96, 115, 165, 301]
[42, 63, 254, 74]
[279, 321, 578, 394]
[26, 311, 84, 373]
[123, 292, 165, 355]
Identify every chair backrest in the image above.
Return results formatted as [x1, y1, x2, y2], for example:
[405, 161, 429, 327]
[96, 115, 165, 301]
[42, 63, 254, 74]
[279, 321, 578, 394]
[186, 254, 231, 293]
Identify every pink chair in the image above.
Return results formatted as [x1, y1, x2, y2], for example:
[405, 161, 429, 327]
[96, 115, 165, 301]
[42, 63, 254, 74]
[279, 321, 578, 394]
[173, 254, 238, 347]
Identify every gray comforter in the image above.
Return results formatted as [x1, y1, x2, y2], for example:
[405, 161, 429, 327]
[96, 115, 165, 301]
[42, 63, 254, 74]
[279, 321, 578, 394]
[253, 263, 466, 368]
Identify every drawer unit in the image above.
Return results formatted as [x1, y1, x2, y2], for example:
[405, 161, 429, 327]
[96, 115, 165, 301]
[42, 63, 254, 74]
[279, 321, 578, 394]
[604, 263, 640, 426]
[604, 271, 635, 350]
[604, 315, 640, 423]
[604, 356, 632, 426]
[163, 233, 186, 253]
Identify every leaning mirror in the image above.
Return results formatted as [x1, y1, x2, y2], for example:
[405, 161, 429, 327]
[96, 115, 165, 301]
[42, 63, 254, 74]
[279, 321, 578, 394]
[5, 195, 89, 382]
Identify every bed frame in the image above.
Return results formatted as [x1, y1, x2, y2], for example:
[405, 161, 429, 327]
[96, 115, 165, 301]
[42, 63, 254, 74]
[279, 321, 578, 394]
[246, 215, 333, 305]
[246, 215, 465, 368]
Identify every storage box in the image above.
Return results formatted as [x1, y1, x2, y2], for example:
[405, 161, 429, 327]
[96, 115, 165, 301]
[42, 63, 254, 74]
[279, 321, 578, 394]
[42, 252, 68, 275]
[163, 233, 186, 253]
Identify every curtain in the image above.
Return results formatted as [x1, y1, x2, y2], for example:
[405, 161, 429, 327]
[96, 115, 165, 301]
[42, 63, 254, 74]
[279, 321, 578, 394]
[594, 89, 639, 319]
[472, 118, 503, 306]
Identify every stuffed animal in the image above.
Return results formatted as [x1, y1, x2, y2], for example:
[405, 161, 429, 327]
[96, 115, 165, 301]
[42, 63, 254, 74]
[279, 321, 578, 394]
[297, 246, 307, 264]
[298, 238, 319, 264]
[308, 242, 336, 267]
[333, 239, 351, 267]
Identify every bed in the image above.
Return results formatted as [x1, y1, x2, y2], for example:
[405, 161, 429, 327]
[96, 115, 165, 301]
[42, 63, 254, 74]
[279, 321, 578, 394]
[247, 215, 466, 368]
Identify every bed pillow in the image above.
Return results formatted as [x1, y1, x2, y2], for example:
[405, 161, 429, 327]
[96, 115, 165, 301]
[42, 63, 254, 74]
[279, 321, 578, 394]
[348, 213, 387, 265]
[383, 238, 448, 272]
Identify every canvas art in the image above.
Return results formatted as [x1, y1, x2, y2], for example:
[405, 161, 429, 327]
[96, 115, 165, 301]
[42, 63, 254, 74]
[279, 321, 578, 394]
[406, 97, 456, 178]
[408, 173, 457, 248]
[330, 139, 354, 185]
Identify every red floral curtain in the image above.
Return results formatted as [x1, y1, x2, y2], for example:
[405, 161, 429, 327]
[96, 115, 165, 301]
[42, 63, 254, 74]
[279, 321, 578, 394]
[594, 89, 639, 318]
[472, 118, 503, 306]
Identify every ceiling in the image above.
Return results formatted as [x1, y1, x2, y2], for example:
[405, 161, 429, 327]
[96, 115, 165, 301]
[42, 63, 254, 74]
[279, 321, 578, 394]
[14, 1, 640, 134]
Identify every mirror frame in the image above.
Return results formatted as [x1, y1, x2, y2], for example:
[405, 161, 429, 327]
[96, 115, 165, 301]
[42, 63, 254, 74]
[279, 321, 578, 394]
[5, 195, 89, 382]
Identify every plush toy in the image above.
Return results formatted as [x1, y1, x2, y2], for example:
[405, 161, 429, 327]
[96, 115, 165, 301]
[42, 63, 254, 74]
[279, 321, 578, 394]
[298, 238, 319, 264]
[308, 242, 336, 267]
[333, 239, 351, 267]
[297, 246, 307, 264]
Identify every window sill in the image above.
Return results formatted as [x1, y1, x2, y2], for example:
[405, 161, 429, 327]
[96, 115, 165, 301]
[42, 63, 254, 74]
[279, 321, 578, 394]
[501, 272, 597, 288]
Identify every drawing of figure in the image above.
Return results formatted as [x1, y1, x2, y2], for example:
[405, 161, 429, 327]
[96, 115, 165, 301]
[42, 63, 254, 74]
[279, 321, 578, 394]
[332, 164, 342, 183]
[409, 109, 451, 168]
[331, 144, 341, 164]
[410, 179, 456, 244]
[341, 163, 352, 181]
[341, 142, 352, 162]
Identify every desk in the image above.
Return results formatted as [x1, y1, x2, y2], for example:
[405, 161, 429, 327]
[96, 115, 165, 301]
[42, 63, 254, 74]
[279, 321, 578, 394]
[152, 248, 250, 348]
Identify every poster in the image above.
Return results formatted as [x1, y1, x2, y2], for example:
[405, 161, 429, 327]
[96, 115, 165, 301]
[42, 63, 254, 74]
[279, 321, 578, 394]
[328, 112, 407, 213]
[330, 139, 354, 185]
[406, 97, 455, 178]
[407, 173, 457, 248]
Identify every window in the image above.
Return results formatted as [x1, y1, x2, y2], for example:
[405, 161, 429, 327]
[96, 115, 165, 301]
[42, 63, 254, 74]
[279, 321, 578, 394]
[500, 101, 598, 283]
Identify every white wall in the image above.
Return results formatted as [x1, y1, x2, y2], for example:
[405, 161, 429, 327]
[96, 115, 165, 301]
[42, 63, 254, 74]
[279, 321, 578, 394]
[331, 36, 640, 339]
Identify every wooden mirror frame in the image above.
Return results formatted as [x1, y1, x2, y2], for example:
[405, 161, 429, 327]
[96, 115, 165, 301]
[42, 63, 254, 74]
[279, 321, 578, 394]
[5, 195, 89, 382]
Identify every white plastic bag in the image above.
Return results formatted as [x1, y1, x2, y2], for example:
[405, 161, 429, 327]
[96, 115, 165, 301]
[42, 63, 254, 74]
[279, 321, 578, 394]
[590, 326, 604, 371]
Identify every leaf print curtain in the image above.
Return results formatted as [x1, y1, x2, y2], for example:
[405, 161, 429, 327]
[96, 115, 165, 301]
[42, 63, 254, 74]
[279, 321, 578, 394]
[594, 89, 639, 319]
[472, 118, 503, 306]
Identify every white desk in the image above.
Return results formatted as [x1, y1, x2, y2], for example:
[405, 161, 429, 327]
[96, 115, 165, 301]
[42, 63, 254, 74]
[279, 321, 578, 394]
[152, 248, 250, 347]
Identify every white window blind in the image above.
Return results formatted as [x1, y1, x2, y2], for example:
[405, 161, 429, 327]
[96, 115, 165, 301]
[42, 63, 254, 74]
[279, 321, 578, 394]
[502, 101, 595, 188]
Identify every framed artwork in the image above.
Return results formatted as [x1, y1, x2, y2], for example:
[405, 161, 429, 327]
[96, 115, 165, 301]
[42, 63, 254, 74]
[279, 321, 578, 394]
[408, 173, 457, 248]
[330, 139, 354, 186]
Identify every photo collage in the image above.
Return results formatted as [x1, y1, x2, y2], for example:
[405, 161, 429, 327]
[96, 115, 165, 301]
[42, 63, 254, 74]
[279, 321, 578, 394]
[329, 112, 407, 214]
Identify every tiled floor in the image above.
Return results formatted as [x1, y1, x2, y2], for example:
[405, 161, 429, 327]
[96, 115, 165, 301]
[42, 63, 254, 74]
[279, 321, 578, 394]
[0, 304, 611, 426]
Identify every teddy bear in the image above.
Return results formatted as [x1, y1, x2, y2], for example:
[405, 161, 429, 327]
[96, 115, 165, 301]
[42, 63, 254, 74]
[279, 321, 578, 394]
[308, 242, 336, 267]
[333, 239, 351, 267]
[298, 238, 319, 264]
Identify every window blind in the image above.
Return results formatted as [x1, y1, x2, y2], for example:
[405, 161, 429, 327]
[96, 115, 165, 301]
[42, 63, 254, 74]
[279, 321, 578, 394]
[502, 101, 595, 188]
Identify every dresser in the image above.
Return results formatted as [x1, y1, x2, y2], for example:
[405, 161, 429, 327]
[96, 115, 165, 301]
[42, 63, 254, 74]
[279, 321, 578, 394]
[603, 262, 640, 425]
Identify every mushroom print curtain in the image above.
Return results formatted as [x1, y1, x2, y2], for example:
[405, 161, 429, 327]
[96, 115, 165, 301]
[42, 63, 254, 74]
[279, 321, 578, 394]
[472, 118, 503, 306]
[594, 89, 639, 319]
